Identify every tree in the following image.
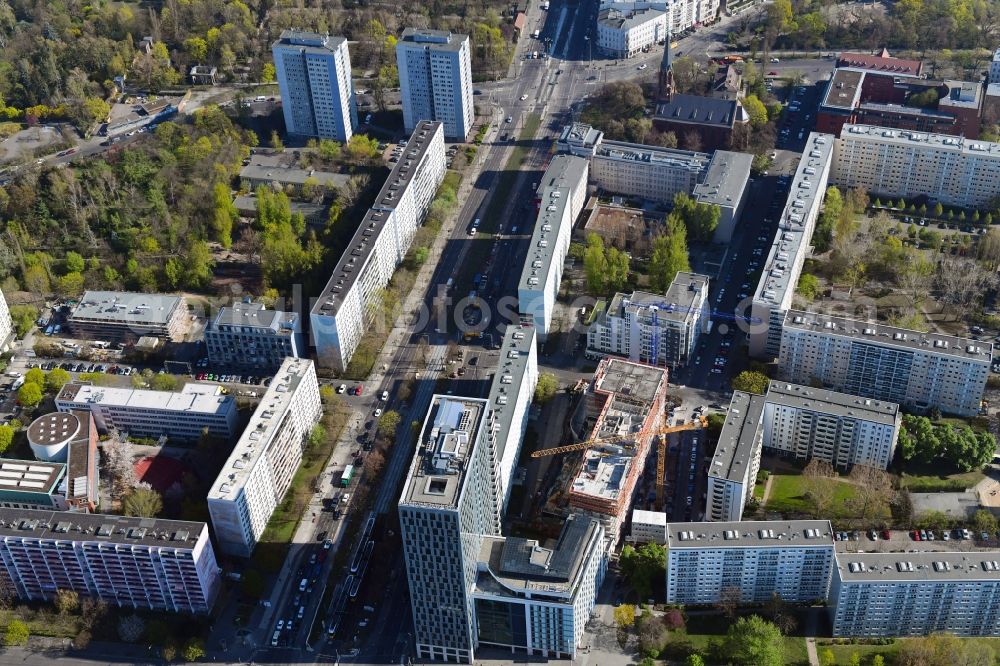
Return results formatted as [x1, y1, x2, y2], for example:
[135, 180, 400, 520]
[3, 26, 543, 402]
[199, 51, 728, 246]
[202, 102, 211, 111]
[672, 193, 721, 242]
[4, 619, 28, 646]
[182, 638, 206, 662]
[848, 465, 894, 523]
[8, 305, 38, 338]
[117, 614, 144, 642]
[212, 183, 237, 248]
[649, 218, 691, 292]
[896, 632, 995, 666]
[124, 487, 163, 518]
[819, 649, 836, 666]
[534, 372, 558, 404]
[685, 656, 705, 666]
[803, 460, 837, 516]
[377, 410, 402, 438]
[619, 543, 666, 600]
[262, 63, 276, 83]
[17, 382, 42, 408]
[663, 607, 685, 630]
[606, 247, 630, 292]
[45, 367, 71, 392]
[974, 510, 999, 535]
[872, 656, 885, 666]
[716, 585, 742, 618]
[583, 233, 610, 293]
[724, 615, 783, 666]
[797, 273, 820, 301]
[613, 603, 635, 629]
[732, 370, 769, 394]
[24, 368, 45, 387]
[64, 251, 85, 274]
[54, 589, 79, 615]
[636, 609, 668, 658]
[744, 94, 768, 128]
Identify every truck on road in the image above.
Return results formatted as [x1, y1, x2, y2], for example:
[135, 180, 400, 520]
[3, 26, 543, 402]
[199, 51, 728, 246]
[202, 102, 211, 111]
[340, 464, 354, 487]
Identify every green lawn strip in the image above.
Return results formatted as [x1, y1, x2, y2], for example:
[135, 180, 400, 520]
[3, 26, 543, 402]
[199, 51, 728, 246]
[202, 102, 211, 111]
[454, 113, 542, 291]
[900, 469, 984, 492]
[765, 474, 889, 520]
[675, 630, 808, 665]
[0, 608, 79, 638]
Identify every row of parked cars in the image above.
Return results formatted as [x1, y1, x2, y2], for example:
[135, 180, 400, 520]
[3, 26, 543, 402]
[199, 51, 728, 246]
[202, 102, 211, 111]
[194, 372, 270, 386]
[29, 361, 133, 375]
[911, 528, 984, 542]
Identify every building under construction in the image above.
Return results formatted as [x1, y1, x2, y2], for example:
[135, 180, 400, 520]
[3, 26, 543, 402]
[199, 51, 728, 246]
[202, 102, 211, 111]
[562, 358, 669, 550]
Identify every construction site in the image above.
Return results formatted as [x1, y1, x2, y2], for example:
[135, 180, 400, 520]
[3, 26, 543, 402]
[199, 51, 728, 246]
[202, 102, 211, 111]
[533, 358, 684, 551]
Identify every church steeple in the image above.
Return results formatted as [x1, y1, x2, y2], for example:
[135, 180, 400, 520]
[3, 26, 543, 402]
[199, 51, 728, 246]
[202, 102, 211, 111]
[658, 25, 674, 103]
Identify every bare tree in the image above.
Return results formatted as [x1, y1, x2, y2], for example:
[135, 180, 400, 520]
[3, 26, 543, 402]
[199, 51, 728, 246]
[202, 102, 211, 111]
[715, 585, 742, 618]
[763, 592, 798, 634]
[803, 459, 838, 517]
[117, 614, 145, 643]
[935, 256, 998, 317]
[101, 437, 136, 501]
[848, 465, 894, 524]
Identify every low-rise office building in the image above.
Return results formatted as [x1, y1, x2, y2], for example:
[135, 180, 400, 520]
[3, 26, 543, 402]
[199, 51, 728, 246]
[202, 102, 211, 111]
[518, 155, 589, 336]
[691, 150, 753, 243]
[832, 124, 1000, 209]
[763, 381, 901, 470]
[24, 411, 99, 512]
[630, 509, 667, 544]
[238, 152, 351, 194]
[749, 133, 835, 359]
[665, 520, 835, 605]
[0, 509, 220, 613]
[311, 121, 445, 371]
[56, 382, 238, 442]
[204, 301, 303, 372]
[68, 291, 187, 343]
[596, 6, 667, 59]
[831, 551, 1000, 637]
[473, 515, 606, 660]
[207, 358, 322, 557]
[779, 310, 992, 417]
[706, 391, 764, 522]
[587, 273, 710, 368]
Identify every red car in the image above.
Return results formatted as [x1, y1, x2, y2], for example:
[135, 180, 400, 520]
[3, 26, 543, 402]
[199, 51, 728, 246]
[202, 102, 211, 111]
[912, 530, 922, 541]
[881, 529, 891, 540]
[354, 385, 363, 396]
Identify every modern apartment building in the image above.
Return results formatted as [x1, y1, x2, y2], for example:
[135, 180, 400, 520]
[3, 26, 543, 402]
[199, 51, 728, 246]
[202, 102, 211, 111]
[596, 6, 667, 59]
[518, 155, 589, 336]
[399, 395, 498, 663]
[587, 273, 710, 368]
[0, 509, 220, 613]
[691, 150, 754, 243]
[763, 381, 902, 470]
[271, 30, 357, 141]
[68, 291, 186, 343]
[396, 29, 474, 140]
[472, 515, 606, 660]
[204, 301, 303, 372]
[0, 289, 12, 352]
[831, 124, 1000, 209]
[484, 326, 539, 516]
[311, 121, 445, 371]
[831, 551, 1000, 637]
[706, 391, 764, 522]
[207, 358, 322, 557]
[564, 359, 669, 549]
[665, 520, 836, 605]
[749, 133, 835, 359]
[630, 509, 667, 544]
[55, 382, 238, 441]
[778, 310, 992, 417]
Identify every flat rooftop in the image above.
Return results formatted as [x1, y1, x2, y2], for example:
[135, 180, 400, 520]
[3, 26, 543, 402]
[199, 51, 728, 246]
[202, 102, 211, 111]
[209, 301, 298, 333]
[596, 138, 709, 172]
[632, 509, 667, 527]
[836, 550, 1000, 582]
[666, 519, 835, 549]
[0, 459, 64, 495]
[598, 6, 664, 30]
[841, 123, 1000, 157]
[708, 391, 764, 484]
[938, 79, 982, 110]
[70, 291, 182, 327]
[312, 121, 442, 319]
[692, 150, 753, 208]
[57, 382, 232, 415]
[753, 132, 835, 309]
[784, 309, 994, 362]
[486, 325, 536, 464]
[273, 30, 346, 55]
[857, 101, 956, 121]
[519, 155, 589, 292]
[593, 357, 668, 409]
[0, 508, 206, 549]
[239, 154, 350, 189]
[475, 514, 601, 598]
[27, 412, 82, 447]
[821, 68, 865, 111]
[558, 122, 604, 155]
[208, 358, 314, 501]
[400, 395, 488, 508]
[399, 28, 466, 51]
[766, 381, 900, 424]
[605, 276, 709, 326]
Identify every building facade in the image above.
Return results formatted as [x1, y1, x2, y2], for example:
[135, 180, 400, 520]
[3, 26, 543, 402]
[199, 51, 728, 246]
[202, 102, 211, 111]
[0, 289, 11, 352]
[68, 291, 186, 343]
[665, 520, 836, 605]
[831, 124, 1000, 209]
[518, 155, 589, 336]
[311, 121, 445, 371]
[55, 382, 238, 441]
[749, 133, 835, 359]
[596, 6, 667, 59]
[587, 274, 710, 368]
[706, 391, 764, 522]
[272, 30, 357, 141]
[0, 509, 220, 613]
[205, 301, 303, 371]
[207, 358, 322, 557]
[831, 551, 1000, 637]
[397, 29, 474, 140]
[778, 310, 992, 417]
[630, 509, 667, 544]
[762, 381, 901, 470]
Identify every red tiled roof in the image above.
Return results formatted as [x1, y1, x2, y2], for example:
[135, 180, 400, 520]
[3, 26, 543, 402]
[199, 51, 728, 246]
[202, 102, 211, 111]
[837, 50, 923, 77]
[514, 12, 527, 30]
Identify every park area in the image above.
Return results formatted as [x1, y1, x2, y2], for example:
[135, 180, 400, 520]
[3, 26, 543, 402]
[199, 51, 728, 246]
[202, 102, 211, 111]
[763, 470, 892, 523]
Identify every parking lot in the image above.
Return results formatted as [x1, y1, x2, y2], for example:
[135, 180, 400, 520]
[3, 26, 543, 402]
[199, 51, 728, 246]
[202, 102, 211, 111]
[835, 527, 1000, 553]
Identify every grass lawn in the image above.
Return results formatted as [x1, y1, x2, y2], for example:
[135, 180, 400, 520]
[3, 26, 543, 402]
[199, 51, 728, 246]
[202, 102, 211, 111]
[675, 630, 808, 665]
[0, 607, 79, 638]
[821, 637, 1000, 664]
[765, 473, 885, 520]
[900, 469, 984, 492]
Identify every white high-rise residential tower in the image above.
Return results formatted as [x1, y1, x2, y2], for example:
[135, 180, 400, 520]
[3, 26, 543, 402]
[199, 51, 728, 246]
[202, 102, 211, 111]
[396, 29, 474, 140]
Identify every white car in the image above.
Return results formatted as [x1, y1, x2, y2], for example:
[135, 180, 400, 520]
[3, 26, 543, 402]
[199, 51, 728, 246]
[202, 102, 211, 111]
[638, 63, 648, 70]
[520, 94, 529, 101]
[381, 390, 389, 401]
[505, 116, 513, 123]
[374, 408, 382, 418]
[336, 384, 346, 394]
